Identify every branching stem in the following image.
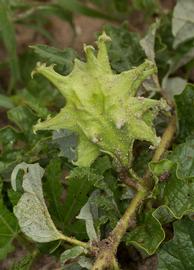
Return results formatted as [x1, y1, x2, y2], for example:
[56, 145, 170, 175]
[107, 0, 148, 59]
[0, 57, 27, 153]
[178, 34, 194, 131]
[57, 114, 176, 269]
[91, 189, 146, 270]
[91, 114, 177, 270]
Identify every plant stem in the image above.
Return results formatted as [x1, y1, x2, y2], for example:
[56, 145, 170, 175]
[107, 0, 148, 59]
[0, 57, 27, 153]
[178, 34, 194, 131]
[111, 189, 146, 251]
[152, 115, 176, 162]
[91, 189, 146, 270]
[60, 234, 89, 249]
[112, 257, 121, 270]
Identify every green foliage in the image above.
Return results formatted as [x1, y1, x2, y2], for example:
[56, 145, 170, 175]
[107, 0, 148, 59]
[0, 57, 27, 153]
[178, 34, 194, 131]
[30, 45, 76, 75]
[126, 210, 164, 255]
[60, 246, 92, 270]
[0, 0, 20, 89]
[62, 167, 102, 237]
[1, 1, 194, 269]
[172, 0, 194, 48]
[152, 160, 194, 219]
[11, 162, 64, 242]
[102, 24, 145, 72]
[132, 0, 159, 16]
[58, 0, 117, 21]
[175, 84, 194, 141]
[126, 154, 194, 255]
[0, 182, 19, 260]
[44, 159, 64, 228]
[52, 129, 78, 163]
[158, 218, 194, 270]
[169, 137, 194, 178]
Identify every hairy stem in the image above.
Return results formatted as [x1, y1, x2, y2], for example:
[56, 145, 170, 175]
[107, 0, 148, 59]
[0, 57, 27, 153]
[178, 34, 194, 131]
[111, 189, 146, 251]
[91, 189, 146, 270]
[152, 115, 176, 162]
[112, 257, 121, 270]
[60, 234, 89, 249]
[56, 114, 177, 268]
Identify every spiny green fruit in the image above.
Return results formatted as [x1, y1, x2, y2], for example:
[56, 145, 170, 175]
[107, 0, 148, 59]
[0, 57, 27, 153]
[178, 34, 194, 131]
[33, 32, 166, 169]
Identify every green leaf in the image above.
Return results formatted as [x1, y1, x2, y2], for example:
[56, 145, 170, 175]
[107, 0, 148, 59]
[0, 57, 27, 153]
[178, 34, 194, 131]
[151, 160, 194, 219]
[158, 217, 194, 270]
[89, 0, 129, 15]
[7, 106, 37, 133]
[155, 15, 194, 83]
[102, 24, 145, 72]
[0, 126, 23, 174]
[166, 44, 194, 77]
[30, 45, 76, 75]
[52, 129, 78, 162]
[63, 168, 102, 236]
[140, 19, 160, 63]
[140, 19, 161, 93]
[172, 0, 194, 48]
[23, 3, 73, 27]
[125, 211, 165, 255]
[0, 0, 20, 88]
[169, 137, 194, 178]
[90, 175, 121, 231]
[175, 84, 194, 141]
[93, 156, 112, 175]
[12, 89, 49, 118]
[126, 157, 194, 255]
[44, 159, 64, 228]
[60, 246, 87, 270]
[57, 0, 116, 21]
[132, 0, 159, 16]
[0, 126, 19, 152]
[76, 256, 93, 269]
[0, 181, 19, 260]
[163, 77, 186, 99]
[11, 162, 63, 242]
[76, 193, 98, 241]
[0, 94, 14, 109]
[33, 32, 166, 169]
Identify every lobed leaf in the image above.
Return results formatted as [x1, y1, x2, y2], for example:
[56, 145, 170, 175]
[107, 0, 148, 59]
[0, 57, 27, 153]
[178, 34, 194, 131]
[158, 217, 194, 270]
[33, 33, 166, 169]
[126, 156, 194, 255]
[169, 137, 194, 178]
[126, 211, 165, 255]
